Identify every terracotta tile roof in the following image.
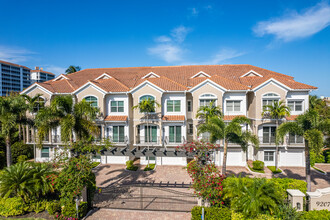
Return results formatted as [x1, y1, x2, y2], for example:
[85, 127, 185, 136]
[104, 115, 128, 121]
[223, 115, 246, 121]
[0, 60, 30, 70]
[286, 115, 298, 121]
[28, 64, 316, 93]
[162, 115, 185, 121]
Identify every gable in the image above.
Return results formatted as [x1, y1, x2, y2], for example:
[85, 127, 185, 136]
[53, 74, 69, 81]
[189, 79, 226, 94]
[95, 73, 112, 80]
[253, 78, 291, 93]
[74, 82, 107, 96]
[240, 70, 263, 78]
[191, 71, 211, 78]
[142, 72, 160, 79]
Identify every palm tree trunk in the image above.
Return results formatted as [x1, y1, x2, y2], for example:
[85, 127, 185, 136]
[275, 119, 279, 170]
[305, 140, 311, 192]
[6, 136, 12, 167]
[222, 140, 228, 175]
[146, 112, 149, 166]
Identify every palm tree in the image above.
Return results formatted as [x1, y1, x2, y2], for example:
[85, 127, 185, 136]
[0, 162, 34, 203]
[65, 65, 81, 74]
[198, 116, 255, 174]
[31, 162, 55, 198]
[196, 101, 222, 123]
[35, 95, 100, 148]
[132, 97, 160, 164]
[277, 110, 330, 191]
[262, 100, 290, 170]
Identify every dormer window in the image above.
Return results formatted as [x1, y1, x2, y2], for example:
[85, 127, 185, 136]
[191, 71, 211, 78]
[142, 72, 160, 79]
[240, 70, 263, 78]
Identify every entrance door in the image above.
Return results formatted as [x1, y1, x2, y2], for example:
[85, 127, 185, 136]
[145, 125, 157, 143]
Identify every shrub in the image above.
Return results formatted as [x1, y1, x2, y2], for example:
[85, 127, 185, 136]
[57, 201, 89, 219]
[267, 166, 282, 174]
[17, 155, 28, 163]
[253, 160, 265, 170]
[310, 150, 325, 166]
[191, 206, 231, 220]
[27, 200, 47, 213]
[0, 197, 26, 217]
[126, 160, 138, 171]
[231, 211, 245, 220]
[91, 162, 100, 168]
[270, 178, 306, 200]
[46, 201, 61, 215]
[11, 142, 33, 164]
[300, 210, 330, 220]
[144, 163, 155, 171]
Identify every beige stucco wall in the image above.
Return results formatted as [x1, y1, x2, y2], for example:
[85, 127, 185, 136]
[254, 83, 287, 120]
[25, 87, 52, 106]
[75, 85, 105, 117]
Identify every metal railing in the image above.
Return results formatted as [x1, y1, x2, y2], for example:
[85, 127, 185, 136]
[164, 136, 186, 145]
[105, 136, 129, 144]
[259, 137, 276, 145]
[136, 136, 161, 145]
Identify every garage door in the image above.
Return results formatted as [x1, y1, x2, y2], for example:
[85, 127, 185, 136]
[160, 157, 187, 166]
[226, 148, 244, 166]
[280, 149, 304, 167]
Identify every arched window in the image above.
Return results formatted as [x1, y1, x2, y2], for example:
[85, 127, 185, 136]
[262, 93, 280, 108]
[33, 97, 45, 112]
[84, 96, 98, 107]
[199, 93, 217, 107]
[140, 95, 155, 101]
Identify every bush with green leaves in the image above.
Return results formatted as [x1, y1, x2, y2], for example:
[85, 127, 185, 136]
[310, 150, 325, 166]
[46, 200, 61, 215]
[191, 206, 231, 220]
[17, 155, 28, 163]
[126, 160, 138, 171]
[0, 197, 26, 217]
[253, 160, 265, 171]
[144, 163, 155, 171]
[300, 210, 330, 220]
[26, 200, 48, 214]
[223, 177, 282, 218]
[0, 162, 55, 203]
[11, 142, 33, 164]
[267, 166, 282, 174]
[270, 178, 306, 200]
[56, 201, 89, 219]
[91, 162, 100, 168]
[274, 203, 300, 220]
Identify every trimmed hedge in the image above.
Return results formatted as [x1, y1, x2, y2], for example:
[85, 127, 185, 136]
[0, 197, 26, 217]
[191, 206, 231, 220]
[144, 163, 155, 171]
[267, 166, 282, 174]
[300, 210, 330, 220]
[253, 160, 265, 171]
[126, 160, 138, 171]
[270, 178, 306, 200]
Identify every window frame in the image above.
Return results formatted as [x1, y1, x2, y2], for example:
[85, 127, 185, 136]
[187, 100, 192, 112]
[262, 126, 276, 143]
[112, 125, 125, 143]
[287, 100, 303, 112]
[226, 100, 241, 112]
[41, 147, 49, 158]
[262, 93, 280, 110]
[139, 95, 156, 113]
[169, 125, 182, 143]
[188, 124, 193, 135]
[84, 96, 98, 108]
[166, 100, 181, 112]
[199, 93, 217, 107]
[264, 151, 274, 162]
[110, 100, 124, 113]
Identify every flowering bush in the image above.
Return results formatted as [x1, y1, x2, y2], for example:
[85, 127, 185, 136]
[179, 141, 224, 207]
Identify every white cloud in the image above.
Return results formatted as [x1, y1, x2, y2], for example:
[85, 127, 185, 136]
[43, 65, 66, 75]
[254, 2, 330, 42]
[171, 26, 191, 43]
[0, 45, 33, 63]
[155, 36, 172, 43]
[148, 44, 183, 63]
[189, 7, 199, 16]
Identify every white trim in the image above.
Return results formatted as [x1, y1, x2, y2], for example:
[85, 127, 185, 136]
[20, 83, 53, 96]
[53, 74, 69, 81]
[73, 81, 107, 95]
[130, 80, 164, 94]
[141, 72, 160, 79]
[95, 73, 112, 80]
[190, 71, 211, 78]
[189, 79, 227, 93]
[253, 78, 291, 92]
[199, 93, 217, 99]
[262, 92, 281, 98]
[240, 70, 263, 78]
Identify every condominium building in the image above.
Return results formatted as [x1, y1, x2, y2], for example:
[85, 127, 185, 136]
[30, 67, 55, 83]
[21, 65, 316, 167]
[0, 60, 31, 96]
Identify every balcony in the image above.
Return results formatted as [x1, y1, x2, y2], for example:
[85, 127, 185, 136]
[105, 136, 129, 145]
[164, 136, 186, 145]
[135, 136, 161, 145]
[259, 137, 276, 145]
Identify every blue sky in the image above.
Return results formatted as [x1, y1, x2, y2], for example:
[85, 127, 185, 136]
[0, 0, 329, 95]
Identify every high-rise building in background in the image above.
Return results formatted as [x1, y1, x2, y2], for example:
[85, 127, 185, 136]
[0, 60, 55, 96]
[30, 67, 55, 83]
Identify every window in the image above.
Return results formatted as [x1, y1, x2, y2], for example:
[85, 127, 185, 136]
[111, 101, 124, 112]
[188, 124, 193, 135]
[288, 101, 303, 112]
[263, 126, 276, 143]
[84, 96, 98, 107]
[145, 125, 157, 143]
[199, 94, 217, 107]
[167, 100, 181, 112]
[289, 133, 304, 144]
[139, 95, 156, 113]
[113, 126, 125, 142]
[33, 97, 45, 112]
[226, 100, 241, 112]
[41, 147, 49, 158]
[146, 156, 156, 161]
[262, 93, 280, 109]
[92, 155, 101, 159]
[169, 126, 182, 143]
[187, 100, 192, 112]
[264, 151, 274, 161]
